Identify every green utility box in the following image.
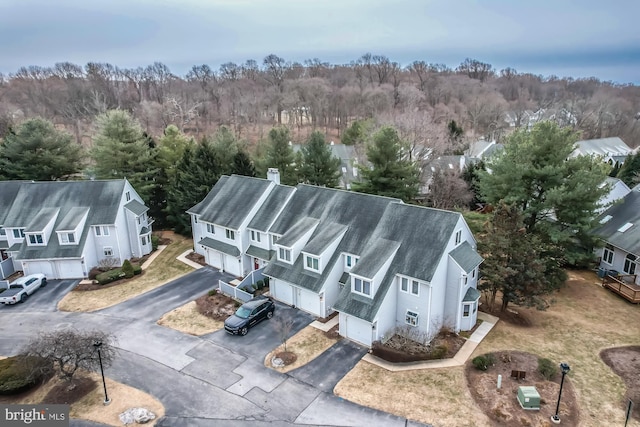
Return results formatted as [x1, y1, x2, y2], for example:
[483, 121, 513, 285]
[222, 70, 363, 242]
[517, 386, 540, 410]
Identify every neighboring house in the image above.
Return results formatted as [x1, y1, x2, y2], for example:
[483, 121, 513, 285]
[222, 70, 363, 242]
[292, 142, 360, 189]
[420, 155, 471, 195]
[189, 172, 483, 346]
[593, 184, 640, 286]
[570, 137, 634, 167]
[465, 139, 503, 160]
[0, 180, 152, 280]
[597, 177, 631, 214]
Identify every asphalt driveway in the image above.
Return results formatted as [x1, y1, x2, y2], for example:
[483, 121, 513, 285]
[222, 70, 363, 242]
[0, 279, 78, 312]
[205, 302, 314, 360]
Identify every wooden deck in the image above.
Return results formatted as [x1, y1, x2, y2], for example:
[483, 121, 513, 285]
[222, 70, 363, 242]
[602, 274, 640, 303]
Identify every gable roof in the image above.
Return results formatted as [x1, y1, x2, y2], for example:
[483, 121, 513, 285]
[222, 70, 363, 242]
[593, 187, 640, 256]
[124, 199, 148, 216]
[26, 207, 59, 232]
[247, 185, 295, 232]
[333, 204, 462, 322]
[57, 207, 90, 231]
[264, 185, 401, 293]
[0, 181, 25, 225]
[187, 175, 273, 230]
[572, 137, 632, 160]
[450, 241, 484, 273]
[5, 180, 129, 260]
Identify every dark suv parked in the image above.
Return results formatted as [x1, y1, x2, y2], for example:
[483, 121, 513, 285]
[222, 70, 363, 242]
[224, 296, 275, 335]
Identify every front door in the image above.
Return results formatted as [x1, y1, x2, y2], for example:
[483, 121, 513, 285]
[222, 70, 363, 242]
[254, 258, 260, 270]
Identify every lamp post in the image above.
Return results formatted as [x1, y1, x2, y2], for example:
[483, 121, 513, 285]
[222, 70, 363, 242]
[93, 341, 111, 406]
[551, 362, 570, 424]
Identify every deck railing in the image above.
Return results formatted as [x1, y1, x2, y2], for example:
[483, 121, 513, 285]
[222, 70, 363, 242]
[602, 274, 640, 303]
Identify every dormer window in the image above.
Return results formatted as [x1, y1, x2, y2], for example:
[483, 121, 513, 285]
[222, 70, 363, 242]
[13, 228, 25, 239]
[0, 227, 5, 236]
[27, 234, 44, 246]
[59, 232, 76, 245]
[353, 277, 372, 296]
[345, 254, 359, 270]
[305, 255, 319, 272]
[278, 247, 291, 263]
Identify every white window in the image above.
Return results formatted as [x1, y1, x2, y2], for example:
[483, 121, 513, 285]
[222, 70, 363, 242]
[405, 310, 418, 326]
[141, 236, 147, 246]
[305, 256, 319, 271]
[624, 254, 637, 275]
[353, 168, 358, 177]
[103, 247, 113, 257]
[603, 244, 614, 265]
[353, 277, 371, 296]
[137, 217, 141, 225]
[463, 275, 468, 286]
[206, 223, 214, 234]
[251, 230, 261, 242]
[345, 254, 359, 269]
[272, 234, 279, 245]
[400, 277, 419, 296]
[278, 247, 291, 262]
[194, 215, 198, 224]
[126, 191, 131, 201]
[455, 230, 462, 245]
[102, 226, 110, 236]
[463, 304, 471, 317]
[0, 227, 5, 236]
[472, 268, 476, 278]
[28, 234, 44, 245]
[13, 228, 25, 238]
[226, 229, 235, 240]
[95, 226, 101, 236]
[60, 233, 75, 244]
[95, 226, 109, 236]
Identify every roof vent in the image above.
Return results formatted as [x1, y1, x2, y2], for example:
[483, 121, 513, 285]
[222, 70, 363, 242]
[599, 215, 613, 224]
[618, 222, 633, 233]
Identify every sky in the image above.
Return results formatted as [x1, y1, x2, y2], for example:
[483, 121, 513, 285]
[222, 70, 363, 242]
[1, 0, 639, 84]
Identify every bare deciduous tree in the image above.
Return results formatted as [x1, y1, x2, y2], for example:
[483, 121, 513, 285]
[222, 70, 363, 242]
[272, 312, 294, 352]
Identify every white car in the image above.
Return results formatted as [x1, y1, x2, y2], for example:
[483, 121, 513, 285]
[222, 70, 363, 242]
[0, 273, 47, 304]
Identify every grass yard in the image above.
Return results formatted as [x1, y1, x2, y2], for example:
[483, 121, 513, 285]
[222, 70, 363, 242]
[335, 270, 640, 427]
[264, 326, 339, 373]
[58, 232, 194, 312]
[157, 301, 224, 335]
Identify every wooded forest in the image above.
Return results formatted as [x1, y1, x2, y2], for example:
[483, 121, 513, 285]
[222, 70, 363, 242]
[0, 54, 639, 149]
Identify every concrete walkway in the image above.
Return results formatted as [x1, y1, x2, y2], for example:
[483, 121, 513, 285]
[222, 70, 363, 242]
[309, 314, 339, 332]
[176, 249, 204, 269]
[140, 245, 167, 270]
[362, 311, 499, 371]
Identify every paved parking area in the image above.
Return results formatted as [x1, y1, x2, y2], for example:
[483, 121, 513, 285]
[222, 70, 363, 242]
[0, 279, 77, 312]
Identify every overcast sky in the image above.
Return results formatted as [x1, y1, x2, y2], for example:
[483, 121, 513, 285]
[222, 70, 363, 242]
[1, 0, 639, 83]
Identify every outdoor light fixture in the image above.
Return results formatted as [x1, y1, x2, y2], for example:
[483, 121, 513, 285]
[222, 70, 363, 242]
[93, 341, 111, 406]
[551, 362, 570, 424]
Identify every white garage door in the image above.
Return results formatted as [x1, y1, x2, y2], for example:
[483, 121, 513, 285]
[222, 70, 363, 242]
[297, 287, 320, 316]
[344, 315, 372, 346]
[273, 279, 294, 305]
[206, 250, 222, 270]
[55, 260, 85, 279]
[23, 261, 55, 279]
[224, 254, 241, 277]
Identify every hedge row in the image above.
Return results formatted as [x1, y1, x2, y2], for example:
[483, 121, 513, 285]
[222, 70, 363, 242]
[0, 356, 51, 395]
[95, 263, 142, 285]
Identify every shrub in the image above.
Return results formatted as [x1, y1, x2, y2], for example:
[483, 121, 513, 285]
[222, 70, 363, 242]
[0, 356, 51, 395]
[151, 234, 160, 251]
[133, 264, 142, 275]
[256, 279, 264, 289]
[264, 277, 270, 287]
[472, 353, 495, 371]
[88, 267, 102, 280]
[96, 269, 125, 285]
[538, 358, 557, 380]
[208, 289, 217, 297]
[121, 260, 135, 278]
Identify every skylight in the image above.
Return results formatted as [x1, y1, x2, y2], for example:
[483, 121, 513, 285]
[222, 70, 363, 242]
[618, 222, 633, 233]
[599, 215, 613, 224]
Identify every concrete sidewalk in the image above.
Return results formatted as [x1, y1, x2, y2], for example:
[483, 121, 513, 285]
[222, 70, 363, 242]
[176, 249, 204, 269]
[362, 311, 499, 371]
[140, 245, 167, 270]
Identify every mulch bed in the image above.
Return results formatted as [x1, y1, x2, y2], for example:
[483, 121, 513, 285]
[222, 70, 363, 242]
[324, 324, 341, 340]
[276, 351, 297, 366]
[466, 350, 580, 426]
[195, 291, 238, 321]
[185, 251, 207, 266]
[372, 329, 466, 363]
[600, 346, 640, 422]
[42, 375, 97, 405]
[316, 311, 338, 324]
[73, 270, 146, 291]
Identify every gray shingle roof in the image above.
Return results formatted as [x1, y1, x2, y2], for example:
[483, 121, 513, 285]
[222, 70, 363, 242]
[276, 217, 319, 248]
[26, 207, 59, 232]
[333, 204, 462, 322]
[124, 199, 148, 216]
[188, 175, 272, 230]
[0, 181, 25, 225]
[573, 137, 632, 159]
[198, 237, 240, 257]
[0, 240, 9, 250]
[264, 185, 401, 293]
[463, 287, 481, 302]
[593, 187, 640, 255]
[6, 180, 130, 260]
[248, 185, 295, 232]
[350, 238, 400, 279]
[57, 207, 90, 231]
[246, 245, 274, 261]
[449, 241, 483, 273]
[303, 223, 347, 256]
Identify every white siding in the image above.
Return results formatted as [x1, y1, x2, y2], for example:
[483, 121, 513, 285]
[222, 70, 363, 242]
[320, 256, 346, 317]
[394, 276, 432, 338]
[295, 286, 320, 315]
[375, 281, 398, 342]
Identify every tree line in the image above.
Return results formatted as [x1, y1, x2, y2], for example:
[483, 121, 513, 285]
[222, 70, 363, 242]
[0, 54, 638, 150]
